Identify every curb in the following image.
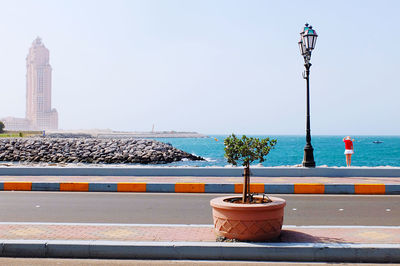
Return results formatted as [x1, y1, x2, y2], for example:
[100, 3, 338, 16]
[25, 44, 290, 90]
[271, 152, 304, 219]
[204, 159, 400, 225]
[1, 240, 399, 263]
[0, 182, 399, 194]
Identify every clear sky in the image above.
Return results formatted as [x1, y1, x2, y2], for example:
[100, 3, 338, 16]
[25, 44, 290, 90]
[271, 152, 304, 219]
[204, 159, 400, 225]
[0, 0, 399, 135]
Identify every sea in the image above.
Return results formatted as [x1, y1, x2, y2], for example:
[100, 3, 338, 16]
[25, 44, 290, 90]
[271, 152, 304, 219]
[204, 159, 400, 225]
[153, 135, 400, 167]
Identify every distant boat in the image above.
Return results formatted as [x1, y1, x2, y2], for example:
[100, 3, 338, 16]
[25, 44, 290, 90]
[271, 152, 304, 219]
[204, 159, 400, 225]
[373, 141, 383, 144]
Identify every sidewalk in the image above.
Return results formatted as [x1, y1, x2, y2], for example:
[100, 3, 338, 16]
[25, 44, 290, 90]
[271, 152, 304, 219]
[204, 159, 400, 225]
[1, 223, 400, 244]
[0, 223, 399, 262]
[0, 175, 399, 194]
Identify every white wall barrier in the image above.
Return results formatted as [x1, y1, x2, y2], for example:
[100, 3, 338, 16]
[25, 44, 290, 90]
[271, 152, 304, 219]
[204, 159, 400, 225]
[0, 167, 399, 177]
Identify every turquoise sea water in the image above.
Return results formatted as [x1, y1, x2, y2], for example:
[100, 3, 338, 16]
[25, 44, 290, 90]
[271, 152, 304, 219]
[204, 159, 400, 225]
[154, 135, 400, 167]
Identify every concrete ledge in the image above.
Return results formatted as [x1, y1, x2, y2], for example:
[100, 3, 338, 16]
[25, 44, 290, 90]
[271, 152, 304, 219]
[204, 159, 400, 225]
[324, 184, 354, 194]
[32, 182, 60, 191]
[0, 240, 399, 263]
[1, 167, 400, 177]
[88, 183, 117, 192]
[386, 184, 400, 195]
[1, 240, 47, 257]
[146, 183, 175, 193]
[0, 182, 399, 194]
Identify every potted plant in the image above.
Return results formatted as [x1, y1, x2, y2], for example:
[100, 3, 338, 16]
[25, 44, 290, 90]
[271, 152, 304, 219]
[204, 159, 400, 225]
[210, 134, 286, 241]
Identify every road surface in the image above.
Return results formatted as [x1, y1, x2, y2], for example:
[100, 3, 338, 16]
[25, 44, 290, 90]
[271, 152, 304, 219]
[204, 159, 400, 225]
[0, 192, 398, 225]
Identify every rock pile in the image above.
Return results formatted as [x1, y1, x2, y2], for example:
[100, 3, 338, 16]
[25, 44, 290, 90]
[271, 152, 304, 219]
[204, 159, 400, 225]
[0, 138, 204, 164]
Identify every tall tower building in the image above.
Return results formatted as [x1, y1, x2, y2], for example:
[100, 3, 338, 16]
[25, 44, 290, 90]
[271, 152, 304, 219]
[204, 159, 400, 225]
[25, 37, 58, 130]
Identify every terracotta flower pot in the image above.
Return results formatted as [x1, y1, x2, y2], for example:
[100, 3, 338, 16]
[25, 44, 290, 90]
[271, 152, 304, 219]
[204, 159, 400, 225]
[210, 196, 286, 241]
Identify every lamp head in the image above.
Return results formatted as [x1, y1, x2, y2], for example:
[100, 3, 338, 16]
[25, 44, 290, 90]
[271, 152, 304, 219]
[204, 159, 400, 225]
[301, 23, 318, 51]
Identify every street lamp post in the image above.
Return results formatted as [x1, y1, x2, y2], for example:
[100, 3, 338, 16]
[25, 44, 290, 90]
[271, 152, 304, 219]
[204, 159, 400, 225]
[298, 23, 318, 168]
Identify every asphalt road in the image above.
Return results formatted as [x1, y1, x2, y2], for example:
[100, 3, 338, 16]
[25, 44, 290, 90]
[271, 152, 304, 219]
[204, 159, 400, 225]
[0, 192, 399, 225]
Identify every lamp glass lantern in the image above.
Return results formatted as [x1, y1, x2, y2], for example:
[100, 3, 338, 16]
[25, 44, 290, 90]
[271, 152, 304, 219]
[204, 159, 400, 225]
[298, 39, 307, 56]
[301, 25, 318, 51]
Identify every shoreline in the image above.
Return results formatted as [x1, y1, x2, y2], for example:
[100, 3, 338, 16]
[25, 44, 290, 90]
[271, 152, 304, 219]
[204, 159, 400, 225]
[45, 131, 208, 138]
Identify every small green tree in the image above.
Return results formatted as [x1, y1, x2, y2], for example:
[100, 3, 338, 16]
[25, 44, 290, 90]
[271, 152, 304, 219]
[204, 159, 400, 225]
[0, 121, 4, 133]
[224, 134, 277, 203]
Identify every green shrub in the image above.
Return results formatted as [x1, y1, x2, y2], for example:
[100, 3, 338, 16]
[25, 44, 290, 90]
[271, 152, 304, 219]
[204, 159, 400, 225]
[224, 134, 277, 203]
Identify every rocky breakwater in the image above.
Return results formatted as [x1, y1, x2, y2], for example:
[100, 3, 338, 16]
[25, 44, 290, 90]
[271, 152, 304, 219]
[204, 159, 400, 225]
[0, 138, 204, 164]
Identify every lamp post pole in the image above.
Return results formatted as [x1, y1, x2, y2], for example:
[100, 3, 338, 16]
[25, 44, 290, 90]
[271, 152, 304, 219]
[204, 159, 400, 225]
[302, 61, 315, 167]
[299, 23, 317, 168]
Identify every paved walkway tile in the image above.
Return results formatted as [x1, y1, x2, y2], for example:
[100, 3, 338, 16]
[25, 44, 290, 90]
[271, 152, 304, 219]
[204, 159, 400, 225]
[0, 224, 215, 242]
[0, 224, 399, 244]
[0, 176, 399, 184]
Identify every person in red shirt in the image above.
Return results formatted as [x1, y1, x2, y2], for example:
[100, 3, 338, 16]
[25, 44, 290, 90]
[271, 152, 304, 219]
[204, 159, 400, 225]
[343, 136, 354, 166]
